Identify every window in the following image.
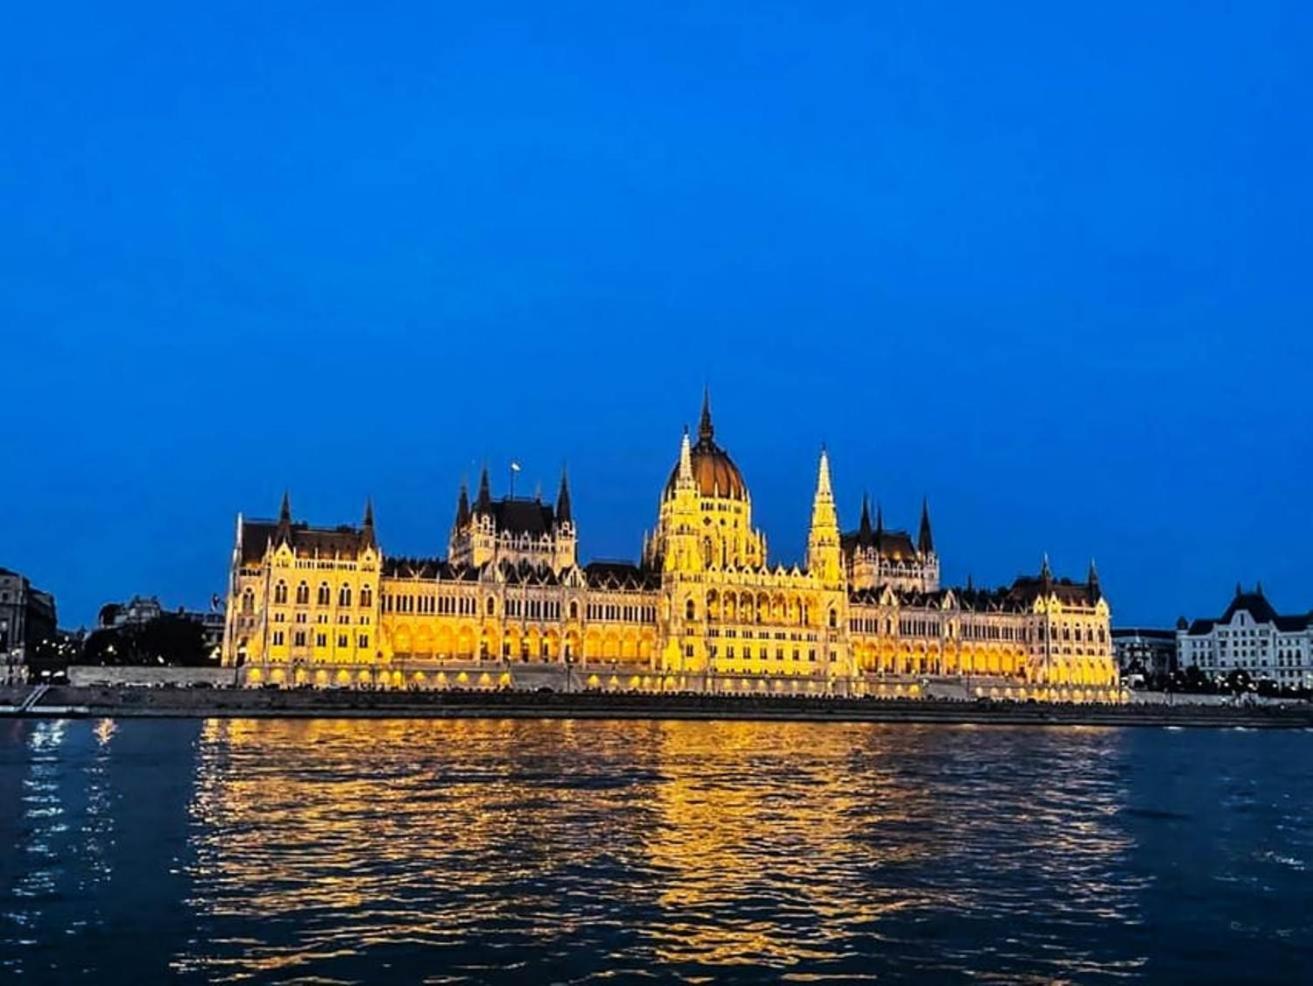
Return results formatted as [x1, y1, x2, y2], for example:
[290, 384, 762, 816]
[686, 599, 696, 620]
[296, 581, 309, 605]
[360, 584, 373, 608]
[315, 632, 327, 648]
[358, 634, 369, 649]
[337, 633, 348, 648]
[274, 581, 288, 604]
[241, 589, 254, 614]
[272, 630, 284, 646]
[318, 583, 330, 606]
[487, 597, 496, 616]
[339, 584, 352, 607]
[294, 631, 306, 647]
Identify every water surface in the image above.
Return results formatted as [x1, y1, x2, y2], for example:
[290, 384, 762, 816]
[1, 718, 1309, 983]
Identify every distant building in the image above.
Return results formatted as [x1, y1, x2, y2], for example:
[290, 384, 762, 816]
[1177, 584, 1313, 687]
[1111, 628, 1177, 678]
[98, 594, 227, 660]
[0, 567, 57, 685]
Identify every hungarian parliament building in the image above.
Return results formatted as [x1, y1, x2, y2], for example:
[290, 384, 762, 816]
[221, 397, 1119, 699]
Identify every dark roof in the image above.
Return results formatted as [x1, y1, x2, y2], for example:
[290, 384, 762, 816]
[240, 519, 373, 565]
[842, 528, 919, 560]
[1007, 576, 1099, 607]
[1183, 588, 1313, 635]
[1220, 591, 1280, 625]
[585, 560, 660, 591]
[479, 498, 558, 536]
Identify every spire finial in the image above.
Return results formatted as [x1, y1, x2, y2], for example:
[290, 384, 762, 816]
[918, 496, 934, 555]
[362, 497, 374, 529]
[1041, 552, 1053, 582]
[279, 490, 291, 524]
[698, 388, 714, 442]
[556, 466, 572, 525]
[476, 464, 492, 510]
[678, 427, 694, 483]
[455, 479, 471, 529]
[816, 446, 832, 497]
[858, 493, 873, 542]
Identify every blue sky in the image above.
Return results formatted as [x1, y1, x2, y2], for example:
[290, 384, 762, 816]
[2, 1, 1310, 627]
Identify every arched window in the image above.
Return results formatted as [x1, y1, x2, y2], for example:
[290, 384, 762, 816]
[360, 584, 373, 608]
[241, 589, 254, 614]
[296, 581, 309, 605]
[318, 583, 330, 606]
[685, 599, 696, 621]
[828, 608, 838, 629]
[274, 581, 288, 605]
[486, 597, 496, 616]
[569, 600, 579, 620]
[339, 584, 352, 607]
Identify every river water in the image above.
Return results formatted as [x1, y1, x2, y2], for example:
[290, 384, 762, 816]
[1, 718, 1309, 983]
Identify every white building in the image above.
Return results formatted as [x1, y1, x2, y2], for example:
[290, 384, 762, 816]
[1177, 584, 1313, 688]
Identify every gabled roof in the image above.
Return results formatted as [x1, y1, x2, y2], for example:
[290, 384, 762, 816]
[240, 519, 373, 565]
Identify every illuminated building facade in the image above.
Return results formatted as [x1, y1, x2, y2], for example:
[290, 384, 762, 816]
[222, 396, 1119, 698]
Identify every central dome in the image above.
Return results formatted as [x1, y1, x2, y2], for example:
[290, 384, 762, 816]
[664, 395, 748, 501]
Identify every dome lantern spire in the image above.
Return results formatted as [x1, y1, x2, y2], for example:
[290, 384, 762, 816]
[698, 387, 714, 443]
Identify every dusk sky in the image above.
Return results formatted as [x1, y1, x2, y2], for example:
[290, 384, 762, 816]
[3, 1, 1310, 627]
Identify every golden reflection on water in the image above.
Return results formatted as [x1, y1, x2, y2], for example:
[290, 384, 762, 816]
[179, 718, 1144, 982]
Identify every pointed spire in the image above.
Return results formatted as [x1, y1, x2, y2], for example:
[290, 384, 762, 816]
[918, 497, 934, 555]
[556, 466, 572, 525]
[966, 572, 975, 592]
[678, 426, 693, 482]
[807, 445, 841, 581]
[455, 480, 471, 530]
[279, 490, 292, 524]
[1087, 558, 1101, 598]
[858, 493, 873, 543]
[1256, 580, 1265, 596]
[476, 464, 492, 511]
[1041, 552, 1053, 586]
[361, 497, 376, 545]
[698, 388, 714, 443]
[875, 501, 884, 537]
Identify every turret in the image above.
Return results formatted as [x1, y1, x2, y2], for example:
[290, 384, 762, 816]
[454, 481, 470, 531]
[918, 498, 934, 555]
[858, 494, 873, 545]
[276, 490, 293, 544]
[475, 465, 492, 513]
[556, 467, 572, 526]
[806, 446, 843, 582]
[361, 498, 376, 546]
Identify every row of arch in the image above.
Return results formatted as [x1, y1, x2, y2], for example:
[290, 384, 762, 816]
[387, 622, 657, 663]
[688, 590, 839, 629]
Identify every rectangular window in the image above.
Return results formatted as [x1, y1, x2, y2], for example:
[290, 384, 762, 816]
[337, 634, 348, 648]
[358, 634, 369, 649]
[316, 633, 327, 648]
[294, 631, 306, 647]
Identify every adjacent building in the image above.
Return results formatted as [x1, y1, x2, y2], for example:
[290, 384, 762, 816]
[1177, 584, 1312, 687]
[99, 594, 227, 658]
[222, 396, 1119, 698]
[0, 567, 57, 685]
[1111, 628, 1177, 679]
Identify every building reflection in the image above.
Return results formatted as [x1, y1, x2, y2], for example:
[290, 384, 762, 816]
[180, 719, 1145, 981]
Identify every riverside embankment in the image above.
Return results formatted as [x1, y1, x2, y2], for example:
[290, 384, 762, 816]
[3, 685, 1312, 728]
